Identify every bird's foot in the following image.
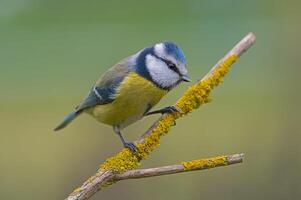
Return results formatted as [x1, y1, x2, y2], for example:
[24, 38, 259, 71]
[160, 105, 181, 114]
[124, 142, 138, 153]
[146, 105, 181, 116]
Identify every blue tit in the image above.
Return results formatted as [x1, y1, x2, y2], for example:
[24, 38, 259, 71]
[54, 42, 190, 152]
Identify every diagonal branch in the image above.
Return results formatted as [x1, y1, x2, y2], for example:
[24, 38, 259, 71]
[66, 32, 256, 200]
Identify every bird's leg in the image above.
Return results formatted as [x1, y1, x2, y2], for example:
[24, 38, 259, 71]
[113, 126, 138, 153]
[145, 105, 180, 116]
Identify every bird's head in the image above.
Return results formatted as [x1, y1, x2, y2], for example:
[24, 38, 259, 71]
[135, 42, 190, 90]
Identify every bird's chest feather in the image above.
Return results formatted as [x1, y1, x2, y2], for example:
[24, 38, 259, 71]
[91, 72, 167, 128]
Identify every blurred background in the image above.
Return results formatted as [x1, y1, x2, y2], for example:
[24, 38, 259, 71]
[0, 0, 300, 199]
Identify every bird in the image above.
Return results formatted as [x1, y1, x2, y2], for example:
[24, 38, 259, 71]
[54, 42, 190, 152]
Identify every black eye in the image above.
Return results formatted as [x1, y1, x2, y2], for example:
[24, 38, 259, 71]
[167, 61, 176, 70]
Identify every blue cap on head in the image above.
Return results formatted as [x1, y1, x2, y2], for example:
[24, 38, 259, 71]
[163, 42, 186, 64]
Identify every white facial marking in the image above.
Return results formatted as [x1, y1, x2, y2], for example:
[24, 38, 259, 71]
[178, 64, 188, 76]
[145, 54, 180, 88]
[154, 43, 165, 56]
[154, 43, 188, 77]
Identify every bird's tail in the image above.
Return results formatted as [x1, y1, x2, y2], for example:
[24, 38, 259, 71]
[54, 110, 82, 131]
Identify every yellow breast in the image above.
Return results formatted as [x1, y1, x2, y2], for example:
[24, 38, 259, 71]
[89, 72, 167, 128]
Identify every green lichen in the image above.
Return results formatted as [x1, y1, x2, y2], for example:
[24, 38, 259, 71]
[100, 54, 238, 173]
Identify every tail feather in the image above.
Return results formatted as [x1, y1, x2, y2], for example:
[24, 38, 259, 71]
[54, 110, 82, 131]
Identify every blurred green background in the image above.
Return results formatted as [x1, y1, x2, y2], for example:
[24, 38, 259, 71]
[1, 0, 300, 199]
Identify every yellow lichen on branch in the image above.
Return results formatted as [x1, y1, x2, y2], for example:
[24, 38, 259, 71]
[100, 54, 238, 173]
[182, 156, 227, 170]
[100, 115, 175, 172]
[175, 54, 238, 115]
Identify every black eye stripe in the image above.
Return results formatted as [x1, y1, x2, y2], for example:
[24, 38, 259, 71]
[152, 54, 181, 75]
[163, 59, 181, 75]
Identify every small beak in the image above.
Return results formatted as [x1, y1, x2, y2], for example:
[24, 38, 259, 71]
[181, 74, 191, 82]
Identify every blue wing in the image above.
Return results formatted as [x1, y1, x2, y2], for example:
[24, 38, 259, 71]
[54, 58, 133, 131]
[76, 83, 119, 110]
[76, 60, 131, 111]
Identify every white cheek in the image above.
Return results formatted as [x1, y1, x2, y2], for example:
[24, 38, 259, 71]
[146, 55, 179, 88]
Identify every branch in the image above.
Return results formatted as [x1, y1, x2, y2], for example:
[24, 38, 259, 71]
[66, 33, 256, 200]
[114, 154, 244, 181]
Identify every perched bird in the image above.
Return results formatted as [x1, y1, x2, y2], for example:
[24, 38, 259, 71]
[54, 42, 190, 152]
